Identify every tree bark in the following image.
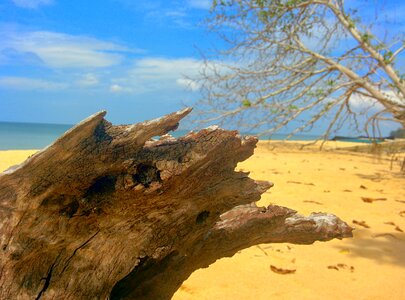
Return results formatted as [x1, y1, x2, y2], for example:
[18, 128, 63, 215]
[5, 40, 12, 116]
[0, 108, 353, 300]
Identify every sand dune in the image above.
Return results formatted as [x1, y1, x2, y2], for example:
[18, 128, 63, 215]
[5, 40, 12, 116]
[1, 142, 404, 299]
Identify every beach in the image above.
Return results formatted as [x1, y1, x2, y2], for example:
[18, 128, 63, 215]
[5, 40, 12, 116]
[1, 142, 404, 299]
[173, 141, 405, 300]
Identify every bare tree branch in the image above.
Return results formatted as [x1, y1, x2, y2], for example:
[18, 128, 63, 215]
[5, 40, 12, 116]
[193, 0, 405, 137]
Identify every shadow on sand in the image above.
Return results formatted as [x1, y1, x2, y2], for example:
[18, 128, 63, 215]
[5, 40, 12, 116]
[335, 229, 405, 266]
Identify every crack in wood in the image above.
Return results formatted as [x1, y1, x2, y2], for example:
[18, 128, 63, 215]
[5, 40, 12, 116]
[60, 231, 100, 275]
[35, 252, 63, 300]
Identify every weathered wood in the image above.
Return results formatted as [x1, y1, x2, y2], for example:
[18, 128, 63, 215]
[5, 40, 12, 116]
[0, 108, 353, 299]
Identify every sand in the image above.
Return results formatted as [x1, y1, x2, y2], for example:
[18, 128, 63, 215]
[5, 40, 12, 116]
[174, 141, 405, 300]
[0, 150, 37, 172]
[1, 143, 404, 299]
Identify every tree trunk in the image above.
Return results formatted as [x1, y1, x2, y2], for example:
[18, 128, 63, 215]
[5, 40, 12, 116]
[0, 108, 353, 300]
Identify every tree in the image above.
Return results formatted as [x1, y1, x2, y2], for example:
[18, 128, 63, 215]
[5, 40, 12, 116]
[0, 109, 352, 299]
[389, 128, 405, 139]
[195, 0, 405, 139]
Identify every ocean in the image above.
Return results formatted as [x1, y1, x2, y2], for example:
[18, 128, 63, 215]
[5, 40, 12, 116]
[0, 121, 373, 150]
[0, 122, 72, 150]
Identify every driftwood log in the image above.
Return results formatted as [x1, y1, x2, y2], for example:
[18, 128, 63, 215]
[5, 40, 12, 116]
[0, 108, 353, 300]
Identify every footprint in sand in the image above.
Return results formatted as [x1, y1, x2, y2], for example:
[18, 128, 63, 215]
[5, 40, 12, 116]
[383, 221, 404, 232]
[327, 264, 355, 272]
[373, 233, 400, 240]
[352, 220, 370, 228]
[303, 200, 323, 205]
[270, 265, 296, 275]
[287, 181, 315, 186]
[361, 197, 387, 203]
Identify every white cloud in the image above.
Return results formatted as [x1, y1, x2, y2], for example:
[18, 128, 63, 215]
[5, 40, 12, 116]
[382, 90, 405, 106]
[110, 84, 123, 92]
[1, 29, 140, 68]
[188, 0, 211, 9]
[114, 57, 203, 94]
[12, 0, 53, 9]
[131, 57, 202, 79]
[115, 1, 208, 29]
[176, 78, 200, 91]
[109, 84, 132, 93]
[0, 47, 43, 65]
[349, 93, 384, 110]
[349, 90, 404, 110]
[76, 73, 99, 87]
[0, 76, 67, 90]
[165, 11, 187, 18]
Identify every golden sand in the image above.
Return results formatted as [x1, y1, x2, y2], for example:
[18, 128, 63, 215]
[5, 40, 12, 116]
[0, 150, 37, 172]
[174, 141, 405, 300]
[1, 144, 404, 299]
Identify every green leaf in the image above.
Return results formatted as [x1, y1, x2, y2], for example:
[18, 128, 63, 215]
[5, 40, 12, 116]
[255, 0, 265, 8]
[242, 99, 252, 107]
[258, 10, 268, 22]
[383, 51, 393, 64]
[361, 32, 373, 43]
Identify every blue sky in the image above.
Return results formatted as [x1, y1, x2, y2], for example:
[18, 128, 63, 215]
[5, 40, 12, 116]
[0, 0, 403, 135]
[0, 0, 214, 125]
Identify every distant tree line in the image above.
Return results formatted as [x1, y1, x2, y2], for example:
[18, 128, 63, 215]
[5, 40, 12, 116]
[389, 128, 405, 139]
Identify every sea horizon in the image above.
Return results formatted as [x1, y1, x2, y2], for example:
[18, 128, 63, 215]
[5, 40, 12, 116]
[0, 120, 377, 150]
